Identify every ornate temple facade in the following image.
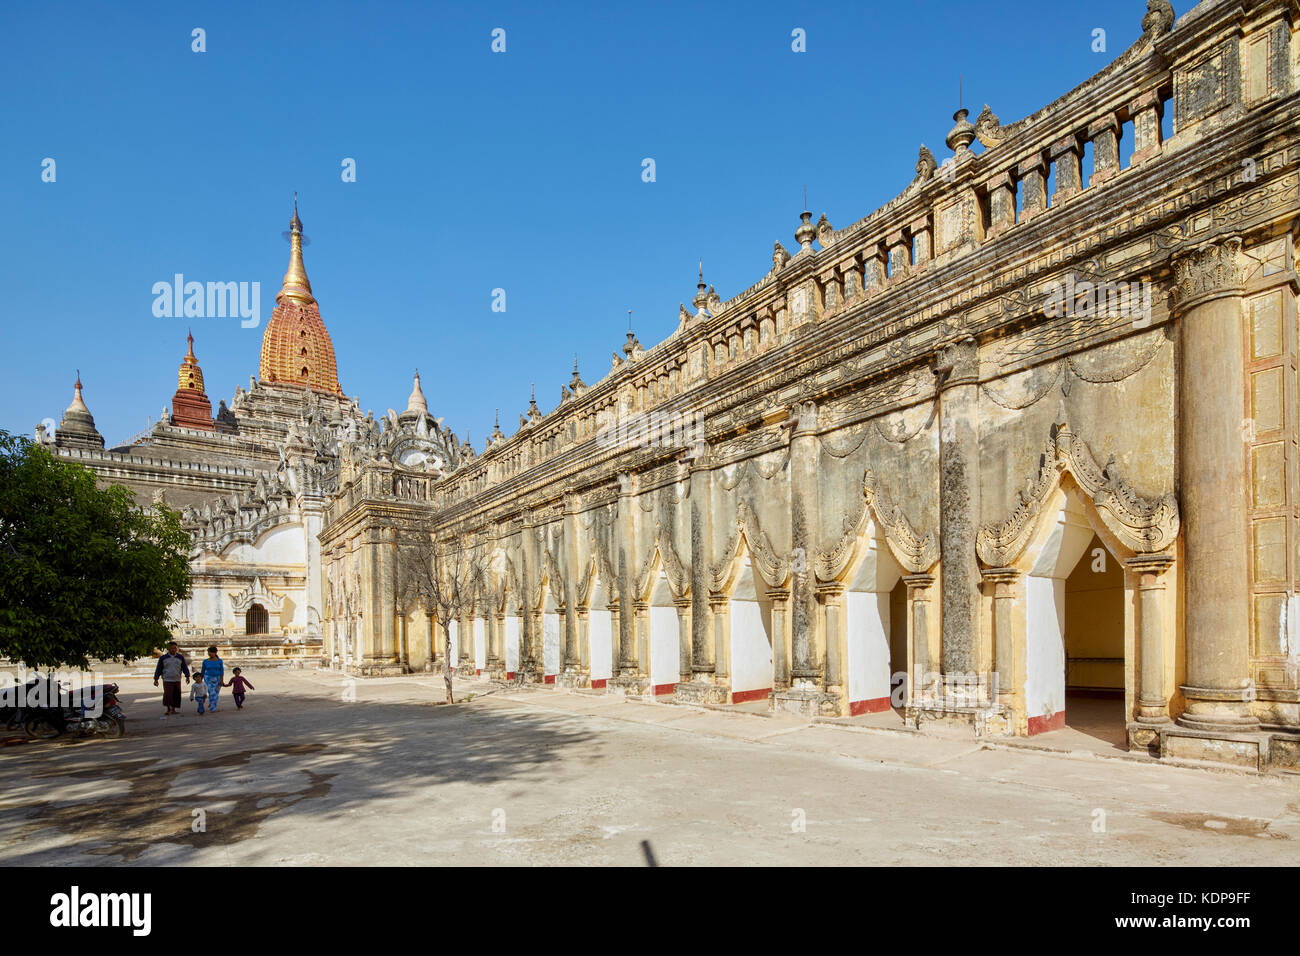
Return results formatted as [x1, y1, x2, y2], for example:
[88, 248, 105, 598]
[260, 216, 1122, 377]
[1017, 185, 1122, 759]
[38, 203, 468, 659]
[44, 0, 1300, 769]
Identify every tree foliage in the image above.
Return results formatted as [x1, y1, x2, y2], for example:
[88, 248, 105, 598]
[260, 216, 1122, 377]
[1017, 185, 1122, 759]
[0, 430, 192, 668]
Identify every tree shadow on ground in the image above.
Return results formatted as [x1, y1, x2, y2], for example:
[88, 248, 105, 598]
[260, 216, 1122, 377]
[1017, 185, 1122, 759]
[0, 684, 600, 863]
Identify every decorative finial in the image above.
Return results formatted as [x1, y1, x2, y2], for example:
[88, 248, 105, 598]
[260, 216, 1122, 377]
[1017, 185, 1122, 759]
[946, 107, 977, 154]
[795, 209, 816, 251]
[627, 308, 632, 331]
[279, 194, 314, 305]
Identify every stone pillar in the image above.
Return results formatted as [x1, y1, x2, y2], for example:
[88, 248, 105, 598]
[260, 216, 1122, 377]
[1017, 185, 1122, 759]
[1017, 154, 1047, 223]
[425, 610, 435, 671]
[909, 215, 932, 270]
[789, 401, 820, 687]
[769, 588, 791, 690]
[981, 568, 1020, 705]
[839, 257, 862, 302]
[1050, 133, 1083, 204]
[985, 171, 1016, 238]
[490, 612, 505, 676]
[690, 448, 715, 682]
[1173, 235, 1258, 732]
[936, 338, 981, 688]
[819, 269, 842, 312]
[1129, 90, 1163, 166]
[396, 603, 407, 668]
[1127, 555, 1174, 725]
[904, 573, 936, 703]
[863, 245, 886, 294]
[616, 475, 640, 678]
[674, 598, 692, 680]
[562, 492, 582, 674]
[633, 602, 650, 677]
[520, 512, 539, 679]
[577, 607, 590, 671]
[886, 229, 910, 279]
[379, 529, 396, 663]
[710, 596, 730, 685]
[818, 584, 845, 702]
[1087, 114, 1121, 185]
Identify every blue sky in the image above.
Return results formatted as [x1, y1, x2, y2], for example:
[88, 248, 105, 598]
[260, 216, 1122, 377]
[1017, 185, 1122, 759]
[0, 0, 1159, 448]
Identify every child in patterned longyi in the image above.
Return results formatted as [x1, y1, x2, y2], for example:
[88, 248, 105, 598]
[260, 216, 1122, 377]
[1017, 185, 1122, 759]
[224, 668, 255, 709]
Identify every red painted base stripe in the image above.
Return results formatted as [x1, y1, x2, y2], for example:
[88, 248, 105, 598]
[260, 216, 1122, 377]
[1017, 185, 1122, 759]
[505, 671, 514, 680]
[652, 682, 676, 696]
[544, 674, 556, 684]
[731, 687, 771, 705]
[1027, 710, 1066, 735]
[476, 669, 481, 676]
[590, 679, 607, 689]
[849, 696, 891, 716]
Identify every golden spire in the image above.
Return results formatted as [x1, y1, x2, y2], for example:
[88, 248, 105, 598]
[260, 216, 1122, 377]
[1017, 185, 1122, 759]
[277, 192, 315, 305]
[178, 329, 206, 392]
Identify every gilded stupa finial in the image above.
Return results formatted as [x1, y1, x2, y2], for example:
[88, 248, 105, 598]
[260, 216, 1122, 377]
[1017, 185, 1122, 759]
[278, 193, 314, 306]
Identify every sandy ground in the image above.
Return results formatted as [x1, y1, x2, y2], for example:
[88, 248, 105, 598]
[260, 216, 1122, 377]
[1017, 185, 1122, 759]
[0, 668, 1296, 866]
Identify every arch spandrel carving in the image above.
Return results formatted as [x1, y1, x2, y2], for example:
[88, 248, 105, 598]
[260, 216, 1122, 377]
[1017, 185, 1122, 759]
[229, 577, 284, 614]
[532, 547, 565, 609]
[816, 468, 938, 581]
[977, 420, 1179, 568]
[634, 523, 690, 601]
[708, 499, 790, 594]
[576, 541, 619, 608]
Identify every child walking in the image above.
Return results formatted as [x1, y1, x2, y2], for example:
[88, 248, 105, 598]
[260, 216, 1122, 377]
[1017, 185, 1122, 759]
[224, 668, 255, 709]
[190, 669, 209, 714]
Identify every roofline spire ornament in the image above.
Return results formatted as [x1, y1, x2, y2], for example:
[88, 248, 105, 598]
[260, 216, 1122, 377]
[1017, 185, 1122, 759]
[278, 193, 315, 306]
[795, 196, 816, 251]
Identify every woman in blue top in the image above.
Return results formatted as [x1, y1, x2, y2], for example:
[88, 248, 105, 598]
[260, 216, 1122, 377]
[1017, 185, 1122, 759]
[200, 646, 225, 712]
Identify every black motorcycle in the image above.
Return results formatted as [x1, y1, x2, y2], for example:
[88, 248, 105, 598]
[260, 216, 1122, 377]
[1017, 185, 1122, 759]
[24, 680, 125, 739]
[0, 676, 49, 732]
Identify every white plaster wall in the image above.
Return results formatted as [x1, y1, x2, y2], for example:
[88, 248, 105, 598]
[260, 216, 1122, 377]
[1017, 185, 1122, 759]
[219, 523, 304, 566]
[474, 619, 486, 671]
[845, 591, 892, 705]
[649, 606, 680, 688]
[1025, 506, 1094, 722]
[543, 612, 560, 676]
[730, 600, 774, 694]
[589, 609, 613, 681]
[1025, 576, 1067, 720]
[189, 586, 228, 628]
[448, 620, 459, 668]
[505, 616, 521, 672]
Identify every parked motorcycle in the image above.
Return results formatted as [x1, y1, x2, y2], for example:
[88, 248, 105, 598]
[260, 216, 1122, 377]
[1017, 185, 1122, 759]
[0, 675, 50, 732]
[24, 681, 125, 739]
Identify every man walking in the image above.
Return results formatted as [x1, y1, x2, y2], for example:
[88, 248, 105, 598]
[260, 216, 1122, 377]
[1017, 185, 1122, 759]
[153, 641, 190, 717]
